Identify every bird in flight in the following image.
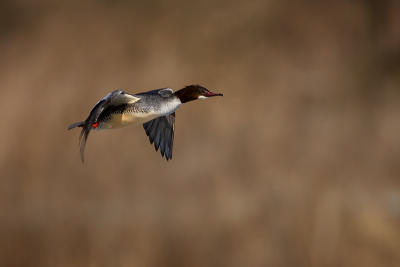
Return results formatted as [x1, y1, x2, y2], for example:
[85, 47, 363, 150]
[68, 85, 223, 162]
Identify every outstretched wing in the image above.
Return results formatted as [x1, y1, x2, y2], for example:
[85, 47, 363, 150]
[75, 90, 140, 162]
[143, 113, 175, 160]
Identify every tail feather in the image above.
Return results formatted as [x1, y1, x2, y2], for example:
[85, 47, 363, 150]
[68, 121, 90, 162]
[67, 121, 85, 130]
[78, 124, 91, 163]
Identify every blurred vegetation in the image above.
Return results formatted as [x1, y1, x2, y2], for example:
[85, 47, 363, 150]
[0, 0, 399, 266]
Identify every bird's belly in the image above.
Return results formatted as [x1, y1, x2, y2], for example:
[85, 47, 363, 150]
[101, 112, 159, 129]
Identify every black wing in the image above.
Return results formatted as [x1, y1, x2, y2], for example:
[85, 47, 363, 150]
[143, 113, 175, 160]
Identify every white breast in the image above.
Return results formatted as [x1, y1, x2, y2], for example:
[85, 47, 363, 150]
[159, 97, 182, 116]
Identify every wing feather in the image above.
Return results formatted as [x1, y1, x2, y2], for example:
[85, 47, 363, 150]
[143, 113, 175, 160]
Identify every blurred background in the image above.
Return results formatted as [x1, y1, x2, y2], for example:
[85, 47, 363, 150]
[0, 0, 400, 266]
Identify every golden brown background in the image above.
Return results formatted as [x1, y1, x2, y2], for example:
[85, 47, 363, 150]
[1, 0, 400, 266]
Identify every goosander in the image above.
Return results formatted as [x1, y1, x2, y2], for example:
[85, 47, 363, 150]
[68, 85, 223, 162]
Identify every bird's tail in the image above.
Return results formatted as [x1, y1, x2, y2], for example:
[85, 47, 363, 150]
[67, 121, 85, 130]
[67, 121, 91, 162]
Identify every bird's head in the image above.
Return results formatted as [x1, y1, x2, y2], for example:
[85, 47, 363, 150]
[175, 85, 223, 103]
